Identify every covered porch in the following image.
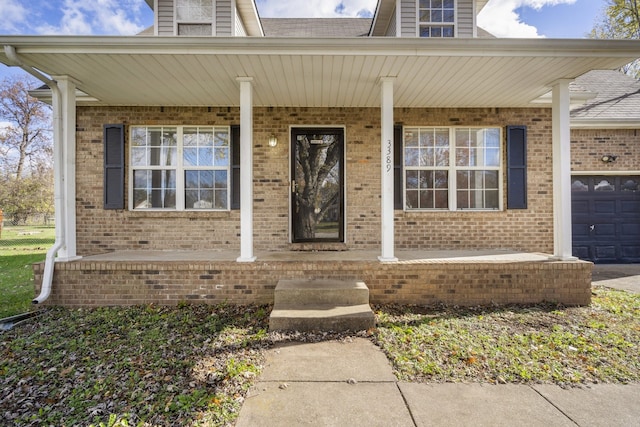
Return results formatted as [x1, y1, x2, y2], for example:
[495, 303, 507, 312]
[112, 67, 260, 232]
[2, 36, 634, 308]
[34, 249, 592, 307]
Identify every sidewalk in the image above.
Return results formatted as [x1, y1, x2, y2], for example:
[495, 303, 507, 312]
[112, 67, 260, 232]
[236, 338, 640, 427]
[237, 266, 640, 426]
[592, 264, 640, 294]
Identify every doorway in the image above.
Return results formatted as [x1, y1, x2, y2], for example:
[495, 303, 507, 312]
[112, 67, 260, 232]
[291, 127, 345, 243]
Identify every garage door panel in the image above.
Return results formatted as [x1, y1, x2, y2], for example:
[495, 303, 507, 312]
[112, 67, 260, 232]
[572, 175, 640, 264]
[573, 245, 590, 259]
[620, 200, 640, 213]
[593, 200, 616, 214]
[621, 223, 640, 235]
[594, 245, 617, 261]
[621, 245, 640, 261]
[593, 223, 615, 237]
[572, 200, 589, 212]
[572, 223, 591, 239]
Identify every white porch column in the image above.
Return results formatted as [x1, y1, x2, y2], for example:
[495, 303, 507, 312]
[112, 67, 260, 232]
[54, 76, 81, 261]
[236, 77, 256, 262]
[551, 79, 577, 261]
[379, 77, 398, 262]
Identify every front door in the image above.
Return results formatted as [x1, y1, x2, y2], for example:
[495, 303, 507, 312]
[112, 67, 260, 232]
[291, 127, 344, 243]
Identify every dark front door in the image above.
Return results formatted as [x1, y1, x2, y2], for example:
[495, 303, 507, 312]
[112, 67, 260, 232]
[572, 175, 640, 263]
[291, 127, 344, 243]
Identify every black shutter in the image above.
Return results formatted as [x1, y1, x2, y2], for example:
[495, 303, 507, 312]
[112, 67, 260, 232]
[394, 125, 403, 210]
[506, 125, 527, 209]
[230, 125, 241, 210]
[103, 124, 125, 209]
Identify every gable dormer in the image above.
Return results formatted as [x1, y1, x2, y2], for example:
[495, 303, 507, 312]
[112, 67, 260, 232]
[370, 0, 490, 38]
[153, 0, 263, 36]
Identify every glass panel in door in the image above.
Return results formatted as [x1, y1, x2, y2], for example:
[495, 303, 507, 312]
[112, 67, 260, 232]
[291, 128, 344, 242]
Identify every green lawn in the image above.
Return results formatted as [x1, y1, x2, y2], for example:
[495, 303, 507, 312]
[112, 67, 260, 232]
[374, 286, 640, 385]
[0, 225, 55, 318]
[0, 289, 639, 426]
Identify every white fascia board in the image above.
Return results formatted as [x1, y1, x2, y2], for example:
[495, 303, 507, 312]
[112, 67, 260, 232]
[571, 119, 640, 129]
[2, 35, 640, 58]
[237, 0, 264, 37]
[531, 90, 597, 105]
[28, 88, 99, 105]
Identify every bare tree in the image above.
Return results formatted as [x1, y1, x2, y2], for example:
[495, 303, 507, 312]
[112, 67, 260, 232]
[0, 74, 53, 225]
[294, 134, 341, 239]
[590, 0, 640, 78]
[0, 75, 52, 178]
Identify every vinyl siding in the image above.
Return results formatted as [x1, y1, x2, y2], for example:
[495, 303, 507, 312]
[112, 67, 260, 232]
[457, 0, 474, 38]
[216, 0, 233, 36]
[157, 0, 174, 36]
[400, 0, 416, 37]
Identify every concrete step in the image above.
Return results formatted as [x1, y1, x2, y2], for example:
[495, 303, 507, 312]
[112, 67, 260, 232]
[269, 279, 375, 332]
[274, 279, 370, 306]
[269, 304, 375, 332]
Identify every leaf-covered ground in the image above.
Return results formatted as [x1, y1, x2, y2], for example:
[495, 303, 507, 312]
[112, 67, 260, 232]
[373, 286, 640, 386]
[1, 286, 639, 426]
[1, 304, 271, 427]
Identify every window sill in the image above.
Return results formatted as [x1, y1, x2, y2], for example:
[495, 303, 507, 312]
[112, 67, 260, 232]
[127, 210, 235, 219]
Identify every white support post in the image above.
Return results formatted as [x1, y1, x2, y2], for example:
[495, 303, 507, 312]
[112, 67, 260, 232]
[236, 77, 256, 262]
[54, 76, 81, 261]
[551, 80, 577, 261]
[379, 77, 397, 262]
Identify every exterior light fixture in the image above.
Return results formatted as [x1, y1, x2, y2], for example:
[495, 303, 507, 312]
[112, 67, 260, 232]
[268, 134, 278, 147]
[601, 155, 617, 163]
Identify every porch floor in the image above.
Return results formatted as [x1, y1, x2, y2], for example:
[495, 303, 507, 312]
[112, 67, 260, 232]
[80, 249, 553, 263]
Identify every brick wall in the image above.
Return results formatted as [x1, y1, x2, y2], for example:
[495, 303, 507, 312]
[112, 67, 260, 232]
[34, 259, 592, 307]
[571, 128, 640, 172]
[76, 106, 554, 256]
[394, 108, 553, 252]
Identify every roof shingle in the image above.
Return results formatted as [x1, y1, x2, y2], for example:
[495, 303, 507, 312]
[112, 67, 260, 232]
[571, 70, 640, 121]
[261, 18, 372, 37]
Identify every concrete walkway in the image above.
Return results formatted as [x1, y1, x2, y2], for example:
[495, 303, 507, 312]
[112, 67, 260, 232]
[236, 338, 640, 427]
[592, 264, 640, 294]
[237, 265, 640, 426]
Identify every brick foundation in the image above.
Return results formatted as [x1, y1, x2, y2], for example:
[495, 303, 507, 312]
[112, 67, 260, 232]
[34, 258, 592, 307]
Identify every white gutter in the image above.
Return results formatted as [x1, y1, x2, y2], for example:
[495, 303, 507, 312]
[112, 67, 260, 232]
[3, 45, 65, 304]
[571, 119, 640, 129]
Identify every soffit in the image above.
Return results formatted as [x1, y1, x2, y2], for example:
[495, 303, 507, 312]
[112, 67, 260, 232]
[370, 0, 395, 36]
[237, 0, 264, 36]
[1, 37, 639, 108]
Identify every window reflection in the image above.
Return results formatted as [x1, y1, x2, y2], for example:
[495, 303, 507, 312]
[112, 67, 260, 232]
[571, 179, 588, 192]
[594, 179, 615, 191]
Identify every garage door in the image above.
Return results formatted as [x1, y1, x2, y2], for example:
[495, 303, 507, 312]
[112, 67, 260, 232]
[572, 176, 640, 263]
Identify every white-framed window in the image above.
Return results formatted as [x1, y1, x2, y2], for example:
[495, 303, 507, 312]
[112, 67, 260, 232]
[418, 0, 455, 38]
[403, 127, 502, 210]
[176, 0, 214, 36]
[130, 126, 230, 211]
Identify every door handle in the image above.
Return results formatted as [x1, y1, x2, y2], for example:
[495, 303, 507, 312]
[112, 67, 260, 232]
[291, 180, 297, 193]
[590, 225, 595, 231]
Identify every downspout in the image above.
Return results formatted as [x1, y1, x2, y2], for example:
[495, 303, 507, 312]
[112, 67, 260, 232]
[4, 46, 65, 304]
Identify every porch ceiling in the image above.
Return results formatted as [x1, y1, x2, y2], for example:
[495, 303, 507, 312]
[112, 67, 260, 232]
[1, 36, 639, 108]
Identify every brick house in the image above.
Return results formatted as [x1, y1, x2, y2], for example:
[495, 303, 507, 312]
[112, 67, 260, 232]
[0, 0, 638, 308]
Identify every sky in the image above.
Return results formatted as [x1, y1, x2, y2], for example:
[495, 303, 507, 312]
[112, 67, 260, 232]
[0, 0, 608, 81]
